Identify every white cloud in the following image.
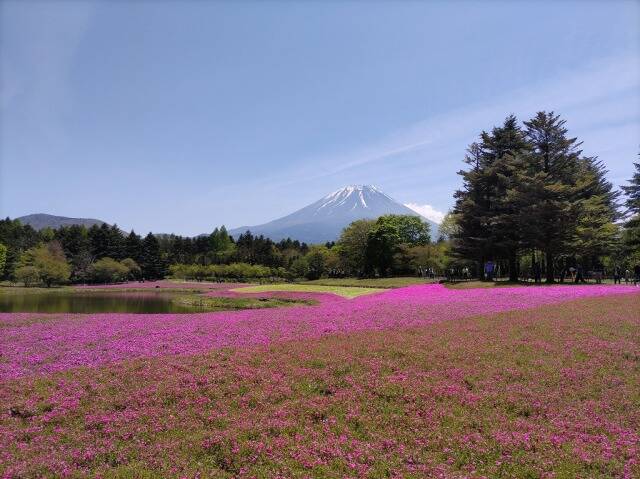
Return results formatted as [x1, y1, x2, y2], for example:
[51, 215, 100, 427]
[404, 203, 446, 224]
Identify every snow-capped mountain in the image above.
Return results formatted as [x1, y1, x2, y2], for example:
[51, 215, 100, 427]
[229, 185, 439, 244]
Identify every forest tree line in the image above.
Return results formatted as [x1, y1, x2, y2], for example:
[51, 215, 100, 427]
[0, 222, 315, 285]
[0, 212, 442, 285]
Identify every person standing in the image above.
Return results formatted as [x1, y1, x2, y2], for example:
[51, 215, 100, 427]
[625, 268, 631, 284]
[533, 262, 541, 284]
[613, 265, 622, 285]
[634, 263, 640, 287]
[485, 261, 495, 282]
[575, 264, 585, 284]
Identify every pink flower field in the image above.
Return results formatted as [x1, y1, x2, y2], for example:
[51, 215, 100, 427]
[1, 283, 639, 478]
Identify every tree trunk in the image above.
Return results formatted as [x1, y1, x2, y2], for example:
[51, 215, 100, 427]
[545, 249, 554, 283]
[508, 253, 518, 282]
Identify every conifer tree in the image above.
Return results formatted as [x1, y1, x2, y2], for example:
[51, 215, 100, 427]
[453, 142, 490, 277]
[140, 233, 165, 280]
[453, 116, 528, 280]
[125, 231, 143, 263]
[512, 112, 584, 282]
[621, 159, 640, 254]
[571, 158, 619, 265]
[480, 115, 529, 281]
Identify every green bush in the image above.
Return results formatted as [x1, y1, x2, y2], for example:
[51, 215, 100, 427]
[14, 265, 40, 287]
[169, 262, 285, 282]
[89, 257, 130, 283]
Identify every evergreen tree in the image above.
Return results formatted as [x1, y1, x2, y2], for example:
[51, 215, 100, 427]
[55, 225, 90, 259]
[125, 231, 143, 263]
[54, 225, 94, 282]
[88, 224, 110, 259]
[480, 115, 529, 281]
[453, 112, 617, 281]
[621, 159, 640, 254]
[621, 158, 640, 215]
[453, 116, 528, 280]
[0, 218, 40, 279]
[208, 226, 234, 263]
[140, 233, 165, 280]
[571, 158, 619, 266]
[512, 112, 584, 282]
[453, 142, 491, 277]
[106, 224, 125, 259]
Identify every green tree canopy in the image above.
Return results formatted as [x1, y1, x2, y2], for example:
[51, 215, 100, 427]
[336, 219, 375, 276]
[305, 245, 329, 280]
[14, 265, 40, 287]
[365, 223, 400, 276]
[89, 257, 130, 283]
[20, 242, 71, 287]
[375, 214, 431, 245]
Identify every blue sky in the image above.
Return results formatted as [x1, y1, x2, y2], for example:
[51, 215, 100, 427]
[1, 0, 638, 235]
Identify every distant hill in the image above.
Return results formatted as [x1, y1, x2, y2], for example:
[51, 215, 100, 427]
[16, 213, 107, 230]
[229, 185, 439, 244]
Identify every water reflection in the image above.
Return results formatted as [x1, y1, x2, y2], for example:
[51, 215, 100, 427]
[0, 291, 211, 314]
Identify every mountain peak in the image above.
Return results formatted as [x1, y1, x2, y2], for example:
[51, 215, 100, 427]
[318, 185, 390, 212]
[230, 185, 438, 243]
[326, 184, 380, 196]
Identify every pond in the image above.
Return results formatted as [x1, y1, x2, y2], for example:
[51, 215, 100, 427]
[0, 291, 216, 314]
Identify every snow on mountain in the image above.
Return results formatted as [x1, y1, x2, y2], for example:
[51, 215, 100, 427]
[229, 185, 439, 244]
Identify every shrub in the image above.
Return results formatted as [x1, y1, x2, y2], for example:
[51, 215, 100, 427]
[14, 265, 40, 287]
[121, 258, 142, 280]
[19, 242, 71, 287]
[89, 257, 130, 284]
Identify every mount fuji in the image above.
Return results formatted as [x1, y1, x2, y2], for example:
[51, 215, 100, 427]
[229, 185, 439, 244]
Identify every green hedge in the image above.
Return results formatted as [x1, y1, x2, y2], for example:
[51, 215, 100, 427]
[169, 263, 289, 281]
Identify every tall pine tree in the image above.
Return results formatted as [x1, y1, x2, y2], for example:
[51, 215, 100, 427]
[481, 115, 529, 281]
[453, 142, 491, 277]
[621, 159, 640, 256]
[140, 233, 165, 280]
[511, 112, 584, 282]
[571, 158, 619, 267]
[453, 116, 528, 280]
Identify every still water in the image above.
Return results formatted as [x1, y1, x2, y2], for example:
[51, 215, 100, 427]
[0, 291, 210, 314]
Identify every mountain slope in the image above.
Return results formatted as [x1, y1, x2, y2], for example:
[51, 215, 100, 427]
[16, 213, 106, 230]
[229, 185, 439, 243]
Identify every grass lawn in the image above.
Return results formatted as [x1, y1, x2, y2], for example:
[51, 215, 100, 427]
[171, 294, 315, 310]
[303, 277, 432, 289]
[232, 283, 384, 298]
[2, 293, 638, 478]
